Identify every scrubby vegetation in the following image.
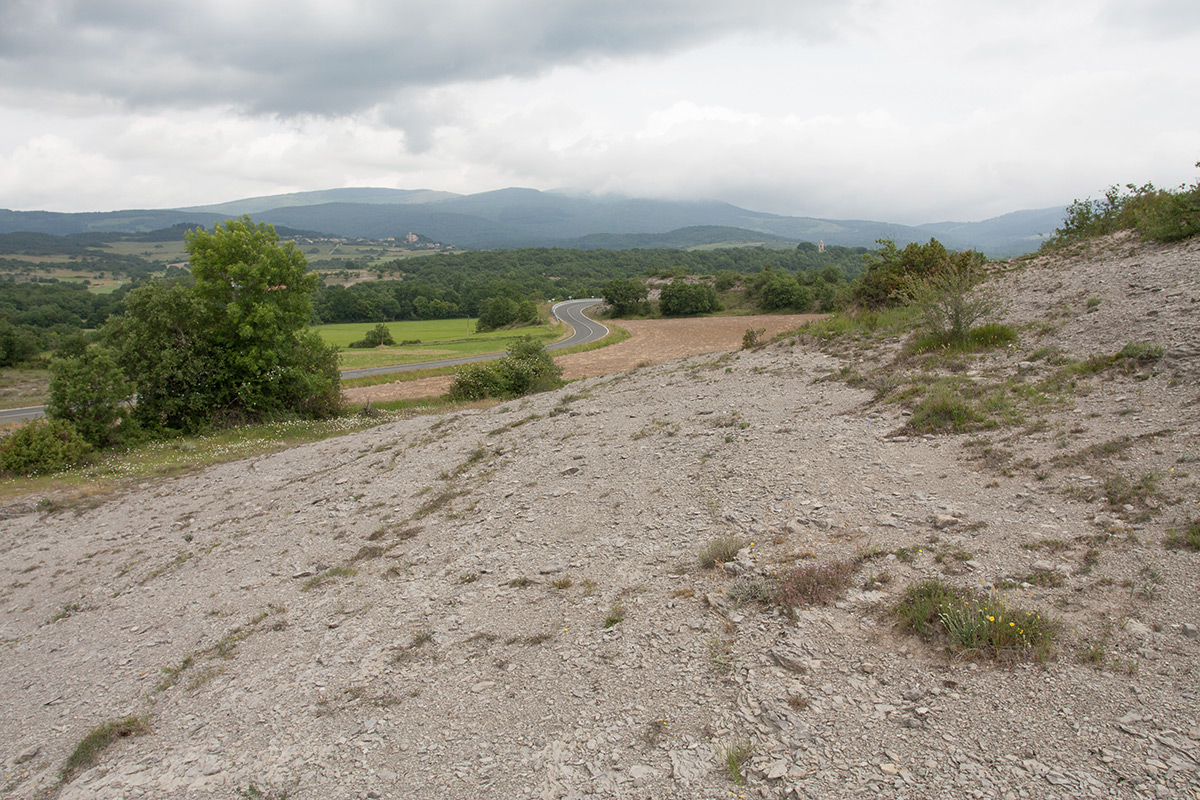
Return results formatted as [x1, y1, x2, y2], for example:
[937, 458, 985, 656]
[447, 336, 563, 401]
[1045, 164, 1200, 246]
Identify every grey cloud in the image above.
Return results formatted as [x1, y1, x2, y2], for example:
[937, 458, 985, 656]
[0, 0, 852, 117]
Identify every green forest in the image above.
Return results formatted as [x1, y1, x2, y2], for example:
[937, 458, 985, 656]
[0, 232, 871, 365]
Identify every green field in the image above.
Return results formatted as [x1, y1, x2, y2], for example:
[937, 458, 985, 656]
[315, 319, 565, 370]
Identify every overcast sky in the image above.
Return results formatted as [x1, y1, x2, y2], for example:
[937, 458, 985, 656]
[1, 0, 1198, 224]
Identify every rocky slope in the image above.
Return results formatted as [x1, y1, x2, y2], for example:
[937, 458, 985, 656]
[1, 232, 1198, 800]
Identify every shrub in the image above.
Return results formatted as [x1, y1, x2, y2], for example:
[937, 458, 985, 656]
[476, 296, 538, 332]
[659, 280, 721, 316]
[741, 328, 766, 349]
[698, 535, 744, 568]
[907, 386, 984, 433]
[603, 278, 651, 317]
[772, 559, 857, 608]
[0, 418, 93, 476]
[448, 336, 562, 401]
[48, 347, 136, 448]
[1047, 167, 1200, 246]
[348, 323, 395, 348]
[854, 238, 985, 309]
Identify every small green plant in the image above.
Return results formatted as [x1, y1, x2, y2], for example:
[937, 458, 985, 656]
[507, 576, 532, 588]
[1165, 519, 1200, 551]
[742, 327, 767, 349]
[550, 575, 574, 590]
[698, 535, 744, 569]
[603, 603, 625, 628]
[720, 739, 754, 785]
[301, 564, 358, 591]
[0, 418, 93, 476]
[60, 716, 150, 784]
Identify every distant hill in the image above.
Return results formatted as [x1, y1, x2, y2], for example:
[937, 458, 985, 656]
[0, 187, 1066, 257]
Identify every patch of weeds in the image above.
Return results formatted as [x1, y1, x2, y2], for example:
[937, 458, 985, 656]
[720, 739, 754, 785]
[698, 535, 744, 569]
[1021, 538, 1070, 553]
[368, 522, 421, 542]
[896, 578, 1057, 661]
[726, 574, 773, 605]
[186, 664, 225, 690]
[706, 635, 735, 675]
[155, 654, 195, 692]
[301, 564, 358, 591]
[906, 383, 985, 434]
[394, 627, 435, 662]
[934, 546, 974, 564]
[786, 693, 810, 711]
[772, 558, 857, 609]
[1077, 548, 1101, 576]
[1103, 472, 1158, 515]
[1022, 568, 1065, 588]
[520, 632, 554, 646]
[46, 601, 82, 624]
[643, 717, 668, 748]
[550, 575, 574, 590]
[670, 586, 695, 599]
[507, 576, 532, 588]
[602, 603, 625, 629]
[891, 545, 924, 562]
[350, 544, 388, 562]
[580, 579, 597, 596]
[862, 570, 892, 590]
[1132, 566, 1162, 599]
[237, 783, 290, 799]
[60, 715, 150, 784]
[1165, 518, 1200, 551]
[412, 485, 469, 520]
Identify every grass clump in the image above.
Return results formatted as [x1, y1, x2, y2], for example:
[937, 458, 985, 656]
[602, 603, 625, 629]
[906, 385, 986, 434]
[301, 564, 358, 591]
[896, 578, 1057, 661]
[60, 715, 150, 784]
[720, 739, 754, 785]
[698, 535, 744, 569]
[1165, 519, 1200, 551]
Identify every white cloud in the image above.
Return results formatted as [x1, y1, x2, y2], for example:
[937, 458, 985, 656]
[0, 0, 1197, 222]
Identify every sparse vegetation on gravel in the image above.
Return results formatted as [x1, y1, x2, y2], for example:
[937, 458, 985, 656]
[1, 223, 1198, 800]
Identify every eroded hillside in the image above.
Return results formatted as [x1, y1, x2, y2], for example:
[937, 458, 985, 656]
[2, 232, 1198, 800]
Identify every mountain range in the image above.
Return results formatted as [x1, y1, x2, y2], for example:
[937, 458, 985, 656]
[0, 188, 1065, 257]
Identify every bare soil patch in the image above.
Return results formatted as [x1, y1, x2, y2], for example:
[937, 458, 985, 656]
[344, 313, 819, 404]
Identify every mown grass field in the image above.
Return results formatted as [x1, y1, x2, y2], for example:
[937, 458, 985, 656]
[314, 319, 565, 370]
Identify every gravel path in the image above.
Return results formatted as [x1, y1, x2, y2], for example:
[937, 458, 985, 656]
[1, 235, 1197, 800]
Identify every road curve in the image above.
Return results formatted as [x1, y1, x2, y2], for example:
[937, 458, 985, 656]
[340, 298, 606, 379]
[0, 300, 610, 422]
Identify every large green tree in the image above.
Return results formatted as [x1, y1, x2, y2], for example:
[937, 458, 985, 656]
[104, 217, 341, 432]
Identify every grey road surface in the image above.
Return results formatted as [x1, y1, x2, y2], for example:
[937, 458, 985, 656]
[0, 299, 608, 424]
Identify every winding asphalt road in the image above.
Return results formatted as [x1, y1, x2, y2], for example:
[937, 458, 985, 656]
[0, 299, 608, 424]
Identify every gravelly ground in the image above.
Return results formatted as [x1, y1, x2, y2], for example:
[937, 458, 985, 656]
[1, 232, 1198, 800]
